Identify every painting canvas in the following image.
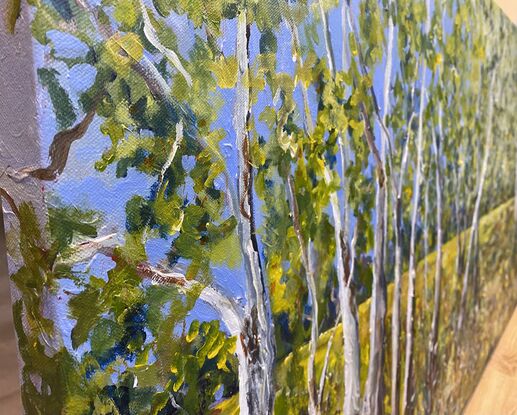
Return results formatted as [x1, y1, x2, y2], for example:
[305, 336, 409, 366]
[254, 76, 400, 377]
[0, 0, 516, 413]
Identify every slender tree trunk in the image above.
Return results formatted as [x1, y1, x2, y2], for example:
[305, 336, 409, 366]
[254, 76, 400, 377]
[457, 69, 497, 332]
[378, 2, 401, 412]
[317, 4, 362, 412]
[391, 197, 403, 414]
[318, 317, 338, 407]
[342, 227, 360, 415]
[381, 0, 394, 300]
[317, 230, 359, 413]
[402, 40, 429, 415]
[425, 113, 444, 415]
[291, 15, 360, 412]
[470, 77, 484, 312]
[362, 174, 387, 415]
[453, 166, 464, 282]
[233, 12, 275, 414]
[423, 181, 429, 311]
[401, 85, 422, 415]
[472, 226, 480, 310]
[391, 106, 414, 415]
[338, 14, 363, 415]
[324, 167, 361, 415]
[340, 5, 389, 414]
[286, 176, 319, 415]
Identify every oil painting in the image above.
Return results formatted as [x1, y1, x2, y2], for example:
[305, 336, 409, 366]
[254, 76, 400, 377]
[0, 0, 516, 413]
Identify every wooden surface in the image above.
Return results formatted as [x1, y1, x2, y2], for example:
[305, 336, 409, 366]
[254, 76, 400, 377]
[465, 306, 517, 415]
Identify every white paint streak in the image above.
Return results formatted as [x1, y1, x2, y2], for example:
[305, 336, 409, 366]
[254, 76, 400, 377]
[139, 0, 193, 86]
[233, 11, 275, 414]
[159, 120, 183, 186]
[402, 2, 432, 412]
[458, 69, 497, 331]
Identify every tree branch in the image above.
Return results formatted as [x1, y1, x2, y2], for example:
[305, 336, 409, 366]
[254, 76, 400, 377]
[136, 262, 244, 337]
[59, 234, 245, 336]
[317, 316, 339, 407]
[0, 187, 20, 219]
[7, 107, 96, 182]
[287, 175, 319, 414]
[158, 120, 183, 188]
[138, 0, 193, 87]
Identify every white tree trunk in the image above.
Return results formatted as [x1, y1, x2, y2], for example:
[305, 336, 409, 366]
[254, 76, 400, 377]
[340, 6, 389, 413]
[423, 181, 429, 310]
[233, 12, 275, 414]
[425, 112, 443, 415]
[390, 105, 415, 415]
[402, 3, 431, 412]
[0, 6, 51, 411]
[402, 74, 425, 415]
[362, 176, 387, 415]
[457, 69, 497, 332]
[381, 0, 394, 317]
[300, 7, 362, 411]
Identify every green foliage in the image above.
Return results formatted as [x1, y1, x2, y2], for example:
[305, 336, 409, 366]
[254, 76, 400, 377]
[6, 0, 517, 413]
[5, 0, 22, 33]
[48, 203, 100, 255]
[217, 200, 517, 413]
[37, 67, 77, 128]
[10, 204, 86, 413]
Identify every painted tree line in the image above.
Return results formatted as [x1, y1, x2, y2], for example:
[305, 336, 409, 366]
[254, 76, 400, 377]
[2, 0, 517, 414]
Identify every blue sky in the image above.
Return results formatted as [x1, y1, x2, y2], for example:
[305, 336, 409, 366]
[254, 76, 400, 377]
[35, 0, 395, 340]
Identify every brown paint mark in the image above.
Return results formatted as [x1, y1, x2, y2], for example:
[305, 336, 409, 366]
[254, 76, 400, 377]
[239, 135, 252, 220]
[135, 263, 187, 287]
[11, 107, 97, 182]
[0, 187, 19, 219]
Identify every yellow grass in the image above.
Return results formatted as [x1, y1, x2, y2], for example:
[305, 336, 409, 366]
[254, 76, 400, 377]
[212, 199, 517, 414]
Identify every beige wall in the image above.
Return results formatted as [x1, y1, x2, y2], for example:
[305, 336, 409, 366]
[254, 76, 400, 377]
[495, 0, 517, 24]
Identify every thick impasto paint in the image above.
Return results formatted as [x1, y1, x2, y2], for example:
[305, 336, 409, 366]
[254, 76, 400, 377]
[0, 0, 516, 414]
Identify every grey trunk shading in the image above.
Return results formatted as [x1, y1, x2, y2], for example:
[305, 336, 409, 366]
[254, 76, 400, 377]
[341, 226, 361, 415]
[233, 11, 275, 414]
[0, 7, 59, 409]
